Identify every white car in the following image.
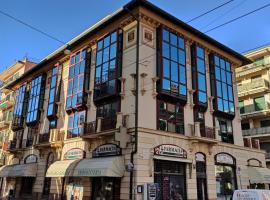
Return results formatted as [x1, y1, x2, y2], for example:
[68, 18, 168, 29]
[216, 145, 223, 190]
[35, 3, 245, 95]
[233, 189, 270, 200]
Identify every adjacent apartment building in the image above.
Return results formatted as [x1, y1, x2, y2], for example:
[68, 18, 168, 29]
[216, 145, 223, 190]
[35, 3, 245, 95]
[0, 0, 269, 200]
[236, 45, 270, 169]
[0, 59, 36, 166]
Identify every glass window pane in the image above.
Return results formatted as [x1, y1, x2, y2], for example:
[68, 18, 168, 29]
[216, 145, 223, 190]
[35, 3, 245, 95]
[199, 92, 207, 103]
[162, 79, 170, 92]
[69, 66, 74, 78]
[226, 61, 231, 71]
[109, 59, 116, 79]
[214, 56, 219, 65]
[170, 32, 177, 46]
[171, 61, 178, 82]
[218, 98, 223, 111]
[178, 49, 185, 65]
[163, 59, 170, 79]
[179, 66, 186, 84]
[110, 43, 117, 59]
[196, 46, 204, 59]
[179, 85, 186, 96]
[222, 82, 228, 100]
[80, 60, 85, 74]
[228, 86, 233, 101]
[102, 62, 109, 82]
[178, 37, 185, 49]
[198, 74, 206, 91]
[97, 40, 103, 50]
[162, 29, 169, 42]
[104, 35, 110, 47]
[96, 51, 103, 66]
[229, 102, 235, 113]
[111, 32, 117, 43]
[223, 100, 229, 112]
[220, 59, 225, 69]
[103, 47, 109, 63]
[226, 72, 232, 85]
[197, 58, 205, 73]
[171, 46, 177, 62]
[74, 63, 79, 76]
[215, 67, 220, 80]
[221, 69, 226, 82]
[95, 66, 101, 84]
[162, 42, 170, 58]
[217, 81, 222, 97]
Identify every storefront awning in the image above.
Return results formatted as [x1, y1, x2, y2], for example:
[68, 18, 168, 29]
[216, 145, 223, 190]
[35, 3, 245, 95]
[248, 167, 270, 184]
[0, 163, 37, 177]
[46, 156, 125, 178]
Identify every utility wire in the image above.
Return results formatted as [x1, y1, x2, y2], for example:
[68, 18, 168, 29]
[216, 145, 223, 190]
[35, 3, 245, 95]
[242, 42, 270, 54]
[204, 3, 270, 33]
[186, 0, 234, 23]
[0, 9, 66, 45]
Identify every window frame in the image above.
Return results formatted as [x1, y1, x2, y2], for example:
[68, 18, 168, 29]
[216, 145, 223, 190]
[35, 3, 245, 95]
[94, 30, 122, 101]
[210, 54, 235, 117]
[191, 45, 208, 107]
[67, 110, 86, 139]
[156, 99, 185, 134]
[66, 48, 90, 112]
[47, 64, 60, 119]
[158, 27, 187, 102]
[26, 74, 46, 125]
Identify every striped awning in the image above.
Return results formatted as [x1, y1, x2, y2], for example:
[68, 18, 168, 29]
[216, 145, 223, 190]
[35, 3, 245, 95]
[0, 163, 37, 177]
[46, 157, 124, 178]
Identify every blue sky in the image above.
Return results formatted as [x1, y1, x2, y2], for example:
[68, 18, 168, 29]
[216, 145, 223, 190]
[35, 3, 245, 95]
[0, 0, 270, 73]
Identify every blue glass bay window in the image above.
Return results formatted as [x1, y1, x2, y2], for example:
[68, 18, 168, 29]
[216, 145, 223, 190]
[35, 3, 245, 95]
[94, 30, 122, 100]
[12, 85, 27, 130]
[47, 65, 59, 119]
[191, 45, 207, 105]
[159, 28, 187, 99]
[67, 110, 85, 138]
[26, 74, 46, 125]
[210, 55, 234, 115]
[66, 49, 90, 111]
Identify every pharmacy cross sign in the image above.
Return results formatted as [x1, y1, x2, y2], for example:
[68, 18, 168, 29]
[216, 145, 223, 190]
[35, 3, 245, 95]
[154, 144, 187, 158]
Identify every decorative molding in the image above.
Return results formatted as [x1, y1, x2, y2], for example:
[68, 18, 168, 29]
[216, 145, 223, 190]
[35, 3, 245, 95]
[119, 78, 126, 99]
[140, 73, 148, 95]
[152, 77, 159, 98]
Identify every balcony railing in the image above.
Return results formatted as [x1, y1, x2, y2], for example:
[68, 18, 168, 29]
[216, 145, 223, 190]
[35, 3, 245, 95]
[38, 133, 49, 144]
[238, 78, 269, 97]
[242, 127, 270, 136]
[83, 121, 96, 135]
[101, 118, 117, 131]
[235, 62, 270, 78]
[189, 123, 216, 141]
[201, 126, 215, 139]
[240, 103, 270, 117]
[243, 138, 260, 149]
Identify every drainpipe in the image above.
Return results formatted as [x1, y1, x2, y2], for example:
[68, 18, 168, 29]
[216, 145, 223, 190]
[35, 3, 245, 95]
[123, 6, 139, 200]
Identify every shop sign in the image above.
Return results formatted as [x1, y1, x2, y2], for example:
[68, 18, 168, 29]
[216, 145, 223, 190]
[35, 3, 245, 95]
[64, 148, 85, 160]
[24, 154, 38, 164]
[92, 144, 121, 158]
[216, 153, 235, 165]
[154, 144, 187, 158]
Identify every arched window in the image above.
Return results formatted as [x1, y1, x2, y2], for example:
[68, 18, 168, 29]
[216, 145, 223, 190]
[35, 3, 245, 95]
[195, 152, 208, 200]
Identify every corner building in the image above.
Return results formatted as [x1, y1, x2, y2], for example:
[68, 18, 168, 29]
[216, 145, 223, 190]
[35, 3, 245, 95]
[0, 0, 268, 200]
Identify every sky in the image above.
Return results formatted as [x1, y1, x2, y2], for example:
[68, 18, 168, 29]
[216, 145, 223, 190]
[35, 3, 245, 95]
[0, 0, 270, 73]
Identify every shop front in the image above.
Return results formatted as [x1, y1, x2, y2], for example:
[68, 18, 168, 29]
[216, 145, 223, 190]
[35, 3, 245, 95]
[0, 154, 38, 198]
[46, 144, 125, 200]
[153, 144, 191, 200]
[215, 153, 237, 200]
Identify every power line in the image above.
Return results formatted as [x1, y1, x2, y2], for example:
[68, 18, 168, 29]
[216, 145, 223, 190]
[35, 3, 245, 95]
[204, 3, 270, 33]
[242, 42, 270, 54]
[0, 9, 66, 45]
[186, 0, 234, 23]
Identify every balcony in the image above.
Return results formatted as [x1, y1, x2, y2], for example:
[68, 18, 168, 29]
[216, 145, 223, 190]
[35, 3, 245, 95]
[7, 139, 23, 152]
[238, 78, 269, 98]
[241, 104, 270, 119]
[36, 129, 64, 148]
[243, 127, 270, 137]
[243, 138, 260, 149]
[0, 94, 15, 110]
[188, 123, 217, 144]
[235, 62, 270, 78]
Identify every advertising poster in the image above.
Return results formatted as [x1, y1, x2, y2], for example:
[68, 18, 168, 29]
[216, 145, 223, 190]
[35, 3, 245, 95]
[66, 184, 83, 200]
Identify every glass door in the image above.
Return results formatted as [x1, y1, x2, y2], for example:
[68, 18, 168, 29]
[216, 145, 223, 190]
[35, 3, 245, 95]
[91, 177, 120, 200]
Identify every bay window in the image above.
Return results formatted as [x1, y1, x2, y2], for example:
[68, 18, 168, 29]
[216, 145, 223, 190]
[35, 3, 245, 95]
[12, 85, 27, 130]
[26, 74, 46, 125]
[218, 118, 233, 144]
[191, 45, 207, 105]
[94, 30, 122, 100]
[210, 55, 234, 115]
[67, 111, 86, 138]
[47, 65, 59, 119]
[158, 28, 187, 100]
[66, 49, 90, 112]
[157, 100, 184, 134]
[254, 96, 266, 111]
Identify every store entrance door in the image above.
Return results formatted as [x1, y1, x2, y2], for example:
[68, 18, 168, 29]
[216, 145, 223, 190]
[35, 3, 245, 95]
[21, 177, 35, 195]
[154, 160, 186, 200]
[91, 177, 120, 200]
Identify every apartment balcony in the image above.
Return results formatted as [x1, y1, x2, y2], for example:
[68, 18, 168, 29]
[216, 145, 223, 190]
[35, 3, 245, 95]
[243, 138, 260, 149]
[36, 129, 64, 149]
[242, 126, 270, 138]
[188, 122, 218, 144]
[7, 139, 23, 152]
[235, 62, 270, 78]
[0, 95, 15, 111]
[241, 104, 270, 119]
[238, 78, 269, 98]
[82, 113, 130, 148]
